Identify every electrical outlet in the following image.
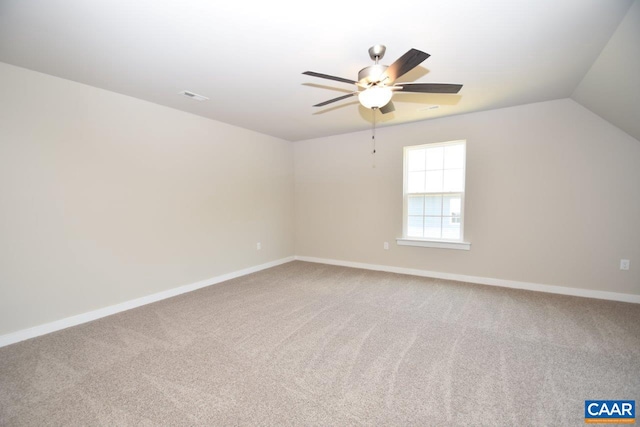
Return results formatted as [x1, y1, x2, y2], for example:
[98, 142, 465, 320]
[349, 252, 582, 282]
[256, 242, 261, 250]
[620, 259, 630, 270]
[384, 242, 389, 250]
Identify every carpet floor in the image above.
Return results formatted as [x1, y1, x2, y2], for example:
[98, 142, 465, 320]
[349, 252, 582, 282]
[1, 261, 639, 426]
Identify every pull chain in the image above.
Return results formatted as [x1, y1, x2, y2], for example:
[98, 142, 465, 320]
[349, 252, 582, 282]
[372, 107, 376, 154]
[371, 107, 377, 167]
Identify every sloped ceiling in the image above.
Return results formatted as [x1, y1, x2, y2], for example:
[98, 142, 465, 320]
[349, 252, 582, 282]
[0, 0, 636, 141]
[572, 0, 640, 141]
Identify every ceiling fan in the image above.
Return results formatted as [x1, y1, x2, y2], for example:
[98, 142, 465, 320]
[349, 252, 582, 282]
[303, 45, 462, 113]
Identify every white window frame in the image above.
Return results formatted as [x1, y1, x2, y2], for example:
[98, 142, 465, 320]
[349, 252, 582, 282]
[397, 140, 471, 250]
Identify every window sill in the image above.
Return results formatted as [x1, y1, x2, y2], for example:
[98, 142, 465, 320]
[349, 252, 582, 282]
[396, 238, 471, 250]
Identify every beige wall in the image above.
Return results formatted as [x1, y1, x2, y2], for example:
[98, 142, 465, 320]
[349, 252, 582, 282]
[2, 61, 639, 338]
[0, 63, 294, 335]
[294, 99, 640, 295]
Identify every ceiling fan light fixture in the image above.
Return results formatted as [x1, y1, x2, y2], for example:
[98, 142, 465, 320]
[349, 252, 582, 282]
[303, 45, 462, 113]
[358, 86, 393, 109]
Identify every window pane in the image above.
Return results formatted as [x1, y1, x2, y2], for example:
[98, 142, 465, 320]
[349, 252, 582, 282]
[404, 141, 466, 243]
[408, 216, 424, 237]
[442, 220, 461, 239]
[407, 196, 424, 215]
[424, 170, 443, 192]
[443, 195, 461, 216]
[425, 147, 444, 170]
[424, 217, 441, 238]
[444, 144, 464, 169]
[443, 168, 464, 192]
[408, 149, 426, 171]
[425, 195, 442, 215]
[408, 171, 425, 193]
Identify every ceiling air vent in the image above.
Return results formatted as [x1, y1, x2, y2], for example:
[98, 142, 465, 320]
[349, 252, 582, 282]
[179, 90, 209, 101]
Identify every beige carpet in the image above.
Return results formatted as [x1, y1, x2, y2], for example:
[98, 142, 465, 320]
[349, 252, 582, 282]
[1, 261, 639, 426]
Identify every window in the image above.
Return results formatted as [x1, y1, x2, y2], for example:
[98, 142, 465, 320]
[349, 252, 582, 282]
[398, 140, 470, 250]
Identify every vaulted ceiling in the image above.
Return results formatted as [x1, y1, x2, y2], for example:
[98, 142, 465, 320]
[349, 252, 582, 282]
[0, 0, 638, 141]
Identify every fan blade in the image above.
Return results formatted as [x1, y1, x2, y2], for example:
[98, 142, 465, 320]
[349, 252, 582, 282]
[379, 101, 395, 114]
[303, 71, 357, 85]
[395, 83, 463, 94]
[384, 49, 430, 83]
[313, 92, 357, 107]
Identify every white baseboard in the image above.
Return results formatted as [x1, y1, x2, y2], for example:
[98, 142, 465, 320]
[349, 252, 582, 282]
[0, 256, 295, 348]
[295, 256, 640, 304]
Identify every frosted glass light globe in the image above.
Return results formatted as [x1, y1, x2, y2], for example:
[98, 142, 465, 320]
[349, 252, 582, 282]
[358, 86, 393, 109]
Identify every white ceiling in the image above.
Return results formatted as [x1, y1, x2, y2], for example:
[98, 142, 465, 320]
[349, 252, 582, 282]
[573, 0, 640, 141]
[0, 0, 635, 142]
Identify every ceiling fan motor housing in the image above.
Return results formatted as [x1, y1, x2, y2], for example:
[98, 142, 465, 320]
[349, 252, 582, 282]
[358, 64, 389, 86]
